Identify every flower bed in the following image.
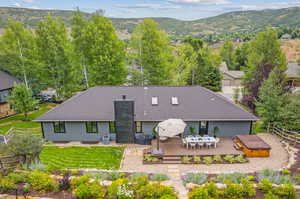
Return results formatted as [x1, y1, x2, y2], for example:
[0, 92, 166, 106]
[0, 169, 175, 199]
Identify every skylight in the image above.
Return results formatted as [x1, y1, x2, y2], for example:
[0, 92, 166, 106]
[171, 97, 179, 105]
[152, 97, 158, 105]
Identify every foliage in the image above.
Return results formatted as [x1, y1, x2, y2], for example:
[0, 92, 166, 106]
[234, 155, 247, 163]
[213, 155, 223, 163]
[0, 177, 17, 193]
[279, 93, 300, 130]
[128, 172, 148, 181]
[71, 176, 106, 199]
[235, 42, 251, 70]
[181, 156, 192, 164]
[213, 126, 220, 138]
[129, 19, 175, 85]
[223, 154, 235, 164]
[256, 66, 287, 127]
[217, 173, 247, 184]
[7, 83, 38, 121]
[27, 170, 59, 192]
[258, 179, 274, 193]
[108, 178, 130, 198]
[150, 173, 169, 182]
[6, 172, 28, 184]
[183, 173, 208, 185]
[233, 88, 240, 103]
[293, 174, 300, 184]
[40, 146, 124, 170]
[273, 184, 297, 199]
[188, 182, 220, 199]
[144, 154, 160, 163]
[242, 28, 287, 110]
[257, 169, 294, 185]
[220, 39, 237, 70]
[136, 183, 177, 199]
[202, 156, 213, 165]
[264, 191, 279, 199]
[193, 156, 202, 164]
[5, 132, 43, 165]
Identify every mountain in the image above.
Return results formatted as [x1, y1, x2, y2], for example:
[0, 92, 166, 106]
[1, 6, 300, 37]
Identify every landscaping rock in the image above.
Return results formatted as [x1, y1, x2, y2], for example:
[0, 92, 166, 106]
[101, 180, 112, 186]
[185, 183, 201, 189]
[0, 194, 8, 199]
[215, 183, 227, 189]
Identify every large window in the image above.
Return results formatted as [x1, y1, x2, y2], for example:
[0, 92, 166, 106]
[53, 122, 65, 133]
[136, 122, 143, 133]
[86, 122, 98, 133]
[109, 122, 116, 134]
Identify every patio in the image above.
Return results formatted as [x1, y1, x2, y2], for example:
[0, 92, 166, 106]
[150, 137, 243, 156]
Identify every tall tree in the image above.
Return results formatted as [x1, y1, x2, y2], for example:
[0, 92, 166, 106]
[0, 20, 38, 90]
[8, 83, 38, 121]
[242, 28, 287, 110]
[256, 67, 287, 127]
[80, 14, 127, 86]
[235, 42, 251, 70]
[130, 19, 175, 85]
[280, 93, 300, 130]
[36, 15, 75, 99]
[220, 39, 237, 70]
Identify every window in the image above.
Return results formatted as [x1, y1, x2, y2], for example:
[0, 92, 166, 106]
[171, 97, 179, 105]
[109, 122, 116, 134]
[53, 122, 65, 133]
[152, 97, 158, 105]
[86, 122, 98, 133]
[136, 122, 143, 133]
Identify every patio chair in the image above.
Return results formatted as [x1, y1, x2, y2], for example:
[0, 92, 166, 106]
[182, 138, 188, 148]
[205, 142, 213, 148]
[189, 142, 197, 149]
[197, 142, 204, 149]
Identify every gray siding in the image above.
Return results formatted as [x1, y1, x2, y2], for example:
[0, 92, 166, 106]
[207, 121, 251, 138]
[43, 122, 108, 142]
[142, 122, 158, 137]
[0, 89, 10, 103]
[184, 121, 200, 137]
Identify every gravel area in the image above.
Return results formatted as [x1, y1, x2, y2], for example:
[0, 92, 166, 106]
[121, 133, 289, 174]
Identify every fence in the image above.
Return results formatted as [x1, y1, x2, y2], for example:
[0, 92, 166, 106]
[268, 124, 300, 146]
[0, 155, 22, 172]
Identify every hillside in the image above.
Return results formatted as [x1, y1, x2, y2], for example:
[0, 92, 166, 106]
[1, 7, 300, 37]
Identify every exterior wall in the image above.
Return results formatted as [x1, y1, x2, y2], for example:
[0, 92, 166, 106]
[0, 89, 11, 103]
[42, 120, 252, 141]
[43, 122, 108, 142]
[207, 121, 251, 138]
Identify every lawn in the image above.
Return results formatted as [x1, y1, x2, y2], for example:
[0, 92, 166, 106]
[40, 146, 125, 170]
[0, 104, 55, 135]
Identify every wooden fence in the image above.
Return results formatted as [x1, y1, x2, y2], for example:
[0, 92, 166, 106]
[0, 155, 22, 172]
[268, 124, 300, 146]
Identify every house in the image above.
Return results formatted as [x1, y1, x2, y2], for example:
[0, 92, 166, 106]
[286, 62, 300, 92]
[35, 86, 258, 144]
[281, 34, 292, 40]
[0, 70, 21, 118]
[220, 62, 245, 88]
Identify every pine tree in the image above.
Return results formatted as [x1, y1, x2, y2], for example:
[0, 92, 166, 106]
[235, 42, 251, 70]
[242, 28, 287, 110]
[220, 39, 237, 70]
[256, 67, 287, 127]
[280, 93, 300, 130]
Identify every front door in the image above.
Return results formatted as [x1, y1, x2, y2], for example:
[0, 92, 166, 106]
[199, 121, 208, 135]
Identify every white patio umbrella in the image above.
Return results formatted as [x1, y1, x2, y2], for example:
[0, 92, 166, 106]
[154, 119, 187, 152]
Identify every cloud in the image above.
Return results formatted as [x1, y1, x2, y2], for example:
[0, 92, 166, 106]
[225, 2, 300, 11]
[116, 4, 181, 9]
[12, 2, 21, 7]
[167, 0, 230, 5]
[22, 0, 34, 3]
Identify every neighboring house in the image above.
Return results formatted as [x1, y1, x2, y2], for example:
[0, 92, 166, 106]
[35, 86, 258, 144]
[281, 34, 292, 40]
[286, 62, 300, 92]
[0, 70, 21, 118]
[220, 62, 245, 88]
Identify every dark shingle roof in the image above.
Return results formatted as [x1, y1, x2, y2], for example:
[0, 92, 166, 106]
[35, 86, 258, 122]
[286, 62, 300, 79]
[0, 70, 21, 91]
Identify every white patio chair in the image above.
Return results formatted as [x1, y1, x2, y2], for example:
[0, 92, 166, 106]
[203, 135, 209, 137]
[189, 142, 197, 149]
[214, 138, 220, 148]
[197, 142, 204, 149]
[205, 142, 213, 148]
[182, 138, 188, 148]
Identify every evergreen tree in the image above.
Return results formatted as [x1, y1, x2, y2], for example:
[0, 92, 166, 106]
[130, 19, 175, 85]
[8, 83, 38, 121]
[220, 39, 237, 70]
[80, 14, 127, 86]
[235, 42, 251, 70]
[0, 20, 39, 91]
[256, 67, 287, 127]
[242, 28, 287, 110]
[280, 93, 300, 130]
[36, 15, 76, 100]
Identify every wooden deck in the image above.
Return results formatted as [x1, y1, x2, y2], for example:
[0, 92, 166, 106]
[150, 137, 243, 156]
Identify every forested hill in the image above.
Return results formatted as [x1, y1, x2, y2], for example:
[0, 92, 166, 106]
[1, 6, 300, 37]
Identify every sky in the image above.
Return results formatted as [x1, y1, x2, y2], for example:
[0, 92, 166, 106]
[1, 0, 300, 20]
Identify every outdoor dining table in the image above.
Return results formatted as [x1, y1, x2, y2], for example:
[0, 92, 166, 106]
[185, 136, 217, 149]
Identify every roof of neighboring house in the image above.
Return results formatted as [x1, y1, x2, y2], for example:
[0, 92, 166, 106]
[220, 62, 245, 79]
[286, 62, 300, 79]
[0, 70, 21, 91]
[35, 86, 258, 122]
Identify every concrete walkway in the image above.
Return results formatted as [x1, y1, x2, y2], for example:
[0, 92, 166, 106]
[167, 165, 188, 199]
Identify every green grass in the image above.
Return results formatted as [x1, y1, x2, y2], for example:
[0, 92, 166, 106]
[40, 146, 125, 170]
[0, 104, 54, 135]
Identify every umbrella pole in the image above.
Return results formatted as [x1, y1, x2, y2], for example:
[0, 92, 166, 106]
[157, 127, 160, 151]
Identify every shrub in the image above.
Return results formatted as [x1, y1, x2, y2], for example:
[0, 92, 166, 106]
[234, 155, 247, 163]
[202, 156, 213, 165]
[74, 182, 106, 199]
[108, 178, 130, 198]
[213, 155, 223, 163]
[107, 172, 126, 181]
[293, 174, 300, 184]
[129, 172, 148, 181]
[258, 179, 274, 193]
[223, 154, 235, 164]
[257, 169, 294, 185]
[217, 173, 247, 184]
[282, 169, 291, 175]
[264, 191, 279, 199]
[150, 173, 169, 182]
[117, 184, 134, 199]
[241, 178, 256, 197]
[193, 156, 201, 164]
[273, 184, 297, 199]
[223, 183, 244, 199]
[27, 170, 59, 192]
[137, 184, 177, 199]
[160, 195, 178, 199]
[6, 172, 28, 184]
[71, 176, 90, 188]
[0, 177, 17, 193]
[131, 176, 149, 191]
[182, 156, 192, 164]
[144, 154, 159, 163]
[188, 187, 209, 199]
[184, 173, 208, 185]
